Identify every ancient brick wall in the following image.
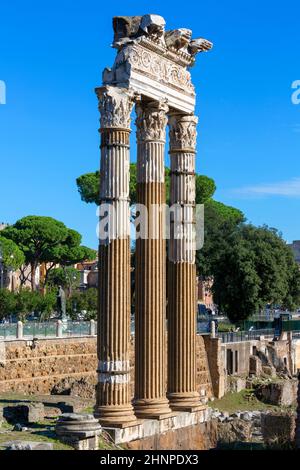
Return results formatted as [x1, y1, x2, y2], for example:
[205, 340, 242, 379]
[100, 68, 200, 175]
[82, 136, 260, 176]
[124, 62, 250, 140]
[203, 336, 225, 399]
[196, 335, 213, 398]
[0, 335, 213, 398]
[0, 337, 98, 395]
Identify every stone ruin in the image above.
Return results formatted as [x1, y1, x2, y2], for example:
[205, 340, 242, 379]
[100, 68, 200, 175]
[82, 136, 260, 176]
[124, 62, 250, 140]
[95, 13, 212, 427]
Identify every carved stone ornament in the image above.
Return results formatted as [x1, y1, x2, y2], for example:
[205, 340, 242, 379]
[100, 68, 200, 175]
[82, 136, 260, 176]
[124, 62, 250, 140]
[96, 86, 135, 129]
[102, 14, 213, 114]
[135, 101, 169, 142]
[169, 114, 198, 150]
[165, 29, 192, 53]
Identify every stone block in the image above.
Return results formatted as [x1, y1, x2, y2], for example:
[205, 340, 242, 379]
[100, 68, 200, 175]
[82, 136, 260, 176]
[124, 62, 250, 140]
[262, 365, 276, 377]
[227, 376, 247, 393]
[261, 412, 296, 444]
[3, 440, 53, 450]
[256, 380, 297, 406]
[217, 418, 252, 444]
[3, 402, 45, 424]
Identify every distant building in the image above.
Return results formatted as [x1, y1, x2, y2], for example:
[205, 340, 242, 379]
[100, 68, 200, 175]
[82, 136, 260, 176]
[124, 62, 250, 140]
[197, 277, 214, 310]
[288, 240, 300, 265]
[75, 259, 98, 289]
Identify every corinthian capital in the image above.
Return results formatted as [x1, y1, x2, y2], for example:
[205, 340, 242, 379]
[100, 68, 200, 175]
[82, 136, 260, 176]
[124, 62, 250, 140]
[135, 100, 169, 142]
[96, 86, 135, 130]
[168, 114, 198, 151]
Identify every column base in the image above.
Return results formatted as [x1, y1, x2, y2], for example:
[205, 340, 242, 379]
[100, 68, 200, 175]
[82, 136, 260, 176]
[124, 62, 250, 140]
[94, 405, 137, 428]
[134, 398, 173, 420]
[167, 392, 203, 412]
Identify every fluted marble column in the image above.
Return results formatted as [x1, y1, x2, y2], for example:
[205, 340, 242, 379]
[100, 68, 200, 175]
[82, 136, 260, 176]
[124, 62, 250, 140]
[134, 100, 172, 419]
[167, 113, 201, 411]
[95, 86, 137, 427]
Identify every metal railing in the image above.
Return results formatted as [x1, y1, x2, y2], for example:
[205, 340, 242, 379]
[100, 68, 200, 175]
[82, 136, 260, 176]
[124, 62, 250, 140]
[63, 321, 91, 337]
[0, 323, 16, 340]
[23, 322, 57, 338]
[218, 329, 275, 343]
[0, 320, 97, 340]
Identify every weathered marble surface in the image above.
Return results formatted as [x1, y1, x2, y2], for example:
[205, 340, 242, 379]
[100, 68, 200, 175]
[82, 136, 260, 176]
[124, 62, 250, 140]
[102, 14, 213, 113]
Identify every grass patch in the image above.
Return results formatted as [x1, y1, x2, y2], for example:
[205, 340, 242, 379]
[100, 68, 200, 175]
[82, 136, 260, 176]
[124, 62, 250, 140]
[82, 406, 94, 414]
[217, 322, 233, 333]
[0, 428, 73, 450]
[208, 389, 295, 414]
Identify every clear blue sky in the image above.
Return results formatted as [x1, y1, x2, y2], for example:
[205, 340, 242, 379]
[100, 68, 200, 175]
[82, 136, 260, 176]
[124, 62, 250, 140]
[1, 0, 299, 248]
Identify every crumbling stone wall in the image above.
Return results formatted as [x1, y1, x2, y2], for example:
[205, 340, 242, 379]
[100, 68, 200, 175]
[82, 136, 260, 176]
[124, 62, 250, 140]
[0, 335, 213, 398]
[203, 336, 225, 398]
[196, 335, 214, 398]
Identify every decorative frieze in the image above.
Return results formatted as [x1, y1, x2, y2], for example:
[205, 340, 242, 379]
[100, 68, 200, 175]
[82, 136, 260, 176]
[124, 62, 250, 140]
[103, 16, 212, 113]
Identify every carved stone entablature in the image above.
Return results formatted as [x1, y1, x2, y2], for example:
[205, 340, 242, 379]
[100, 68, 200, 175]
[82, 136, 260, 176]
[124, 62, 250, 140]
[102, 14, 213, 114]
[96, 86, 135, 130]
[135, 101, 169, 142]
[169, 114, 198, 151]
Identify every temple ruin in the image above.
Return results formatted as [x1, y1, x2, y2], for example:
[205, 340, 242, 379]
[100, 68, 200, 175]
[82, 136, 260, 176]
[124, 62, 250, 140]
[95, 14, 213, 432]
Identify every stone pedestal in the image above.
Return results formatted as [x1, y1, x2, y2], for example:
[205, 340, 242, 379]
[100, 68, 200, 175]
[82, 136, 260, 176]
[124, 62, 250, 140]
[210, 320, 216, 338]
[89, 319, 96, 336]
[167, 114, 201, 411]
[95, 86, 137, 427]
[55, 413, 102, 450]
[16, 321, 23, 339]
[103, 407, 214, 449]
[134, 100, 172, 419]
[56, 320, 63, 338]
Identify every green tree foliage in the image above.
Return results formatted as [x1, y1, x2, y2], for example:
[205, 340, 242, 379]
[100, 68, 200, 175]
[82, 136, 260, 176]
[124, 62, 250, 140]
[76, 171, 100, 204]
[46, 267, 80, 293]
[76, 164, 217, 207]
[195, 175, 216, 204]
[0, 289, 16, 320]
[196, 199, 244, 278]
[0, 236, 25, 271]
[1, 216, 95, 289]
[67, 288, 97, 320]
[36, 290, 57, 321]
[210, 225, 300, 323]
[205, 200, 245, 224]
[13, 289, 40, 321]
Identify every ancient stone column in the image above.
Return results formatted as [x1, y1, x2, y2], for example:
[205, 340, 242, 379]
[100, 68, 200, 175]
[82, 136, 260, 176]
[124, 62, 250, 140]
[134, 100, 172, 419]
[167, 113, 201, 411]
[95, 86, 136, 427]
